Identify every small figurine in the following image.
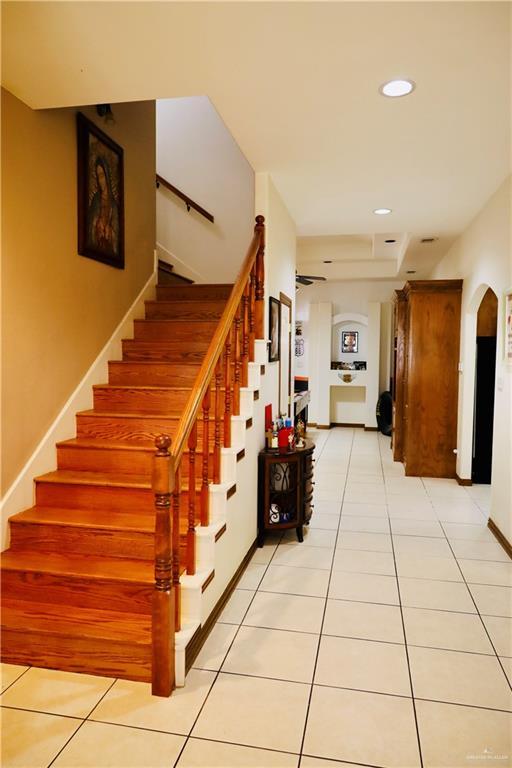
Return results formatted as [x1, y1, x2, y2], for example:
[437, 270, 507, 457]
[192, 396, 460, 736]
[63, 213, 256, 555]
[296, 418, 305, 447]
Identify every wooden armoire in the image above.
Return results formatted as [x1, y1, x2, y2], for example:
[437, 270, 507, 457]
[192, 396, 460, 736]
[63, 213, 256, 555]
[392, 280, 463, 477]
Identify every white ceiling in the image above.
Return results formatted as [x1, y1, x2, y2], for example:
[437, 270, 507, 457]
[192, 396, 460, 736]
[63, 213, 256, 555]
[2, 1, 511, 279]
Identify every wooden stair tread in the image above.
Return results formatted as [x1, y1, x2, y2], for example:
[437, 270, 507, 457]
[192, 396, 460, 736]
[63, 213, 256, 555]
[57, 438, 155, 453]
[94, 384, 193, 392]
[77, 409, 180, 420]
[1, 549, 154, 582]
[36, 469, 152, 489]
[11, 506, 155, 532]
[2, 599, 151, 644]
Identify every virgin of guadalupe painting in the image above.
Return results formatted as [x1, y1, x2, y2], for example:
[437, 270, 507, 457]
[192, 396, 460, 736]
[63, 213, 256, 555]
[77, 113, 124, 268]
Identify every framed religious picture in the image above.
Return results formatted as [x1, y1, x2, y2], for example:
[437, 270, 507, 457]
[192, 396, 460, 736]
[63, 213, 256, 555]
[77, 112, 125, 269]
[269, 297, 281, 362]
[342, 330, 359, 353]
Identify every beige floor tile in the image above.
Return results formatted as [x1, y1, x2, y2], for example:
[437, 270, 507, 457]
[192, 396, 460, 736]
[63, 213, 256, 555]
[390, 519, 445, 538]
[403, 607, 494, 654]
[243, 591, 324, 634]
[218, 589, 255, 624]
[395, 553, 462, 581]
[458, 559, 512, 587]
[237, 563, 268, 590]
[259, 564, 330, 598]
[192, 672, 310, 753]
[451, 539, 510, 563]
[408, 646, 512, 711]
[251, 540, 281, 565]
[500, 656, 512, 686]
[336, 531, 392, 553]
[0, 667, 114, 718]
[323, 598, 404, 643]
[309, 513, 340, 530]
[177, 738, 299, 767]
[89, 669, 215, 735]
[482, 615, 512, 656]
[344, 489, 386, 505]
[301, 758, 373, 768]
[222, 625, 319, 683]
[399, 577, 476, 613]
[282, 528, 337, 548]
[432, 504, 485, 525]
[272, 543, 333, 570]
[339, 515, 389, 533]
[393, 535, 452, 558]
[341, 501, 388, 518]
[192, 623, 239, 671]
[329, 571, 399, 604]
[416, 699, 512, 768]
[0, 707, 82, 768]
[0, 664, 29, 693]
[312, 501, 342, 516]
[303, 685, 420, 767]
[387, 499, 437, 520]
[443, 522, 496, 542]
[470, 584, 512, 617]
[52, 720, 186, 767]
[331, 548, 395, 576]
[315, 635, 411, 695]
[314, 489, 344, 502]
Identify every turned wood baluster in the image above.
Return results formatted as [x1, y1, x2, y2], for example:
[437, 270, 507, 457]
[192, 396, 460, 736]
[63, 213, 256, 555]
[241, 280, 250, 387]
[254, 215, 266, 341]
[233, 308, 242, 416]
[201, 390, 210, 527]
[172, 465, 181, 632]
[213, 356, 222, 484]
[249, 267, 256, 362]
[187, 422, 197, 575]
[152, 435, 175, 697]
[224, 327, 232, 449]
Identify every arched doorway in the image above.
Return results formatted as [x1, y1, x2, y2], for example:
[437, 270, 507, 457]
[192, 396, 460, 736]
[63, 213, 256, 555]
[472, 287, 498, 483]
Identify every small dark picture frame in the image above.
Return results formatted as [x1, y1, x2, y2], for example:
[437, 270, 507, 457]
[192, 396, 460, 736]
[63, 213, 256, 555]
[342, 330, 359, 354]
[269, 297, 281, 363]
[77, 112, 125, 269]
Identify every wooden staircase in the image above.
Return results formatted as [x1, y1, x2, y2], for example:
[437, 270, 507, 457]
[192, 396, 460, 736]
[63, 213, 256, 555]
[1, 216, 266, 696]
[1, 284, 232, 683]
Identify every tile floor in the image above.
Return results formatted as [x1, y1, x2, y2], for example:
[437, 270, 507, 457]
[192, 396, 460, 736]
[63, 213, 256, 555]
[1, 428, 511, 768]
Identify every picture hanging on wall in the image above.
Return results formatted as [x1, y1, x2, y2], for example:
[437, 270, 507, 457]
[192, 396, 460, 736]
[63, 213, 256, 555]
[341, 330, 359, 354]
[295, 321, 305, 356]
[77, 112, 125, 269]
[506, 288, 512, 363]
[269, 297, 281, 362]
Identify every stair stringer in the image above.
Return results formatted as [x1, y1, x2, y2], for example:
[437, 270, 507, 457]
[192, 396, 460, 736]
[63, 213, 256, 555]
[174, 339, 268, 685]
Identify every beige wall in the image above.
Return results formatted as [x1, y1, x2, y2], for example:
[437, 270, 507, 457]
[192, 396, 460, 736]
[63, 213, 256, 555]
[1, 90, 156, 493]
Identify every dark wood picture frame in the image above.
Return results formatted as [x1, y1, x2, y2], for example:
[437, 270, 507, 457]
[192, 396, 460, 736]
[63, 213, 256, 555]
[342, 330, 359, 353]
[77, 112, 125, 269]
[269, 296, 281, 363]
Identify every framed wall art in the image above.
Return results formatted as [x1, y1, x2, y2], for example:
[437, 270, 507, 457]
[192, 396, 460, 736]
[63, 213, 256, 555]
[342, 330, 359, 353]
[269, 297, 281, 363]
[77, 112, 125, 269]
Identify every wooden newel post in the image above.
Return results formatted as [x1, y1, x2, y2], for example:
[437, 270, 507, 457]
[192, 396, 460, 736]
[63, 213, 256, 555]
[254, 215, 265, 341]
[152, 434, 175, 697]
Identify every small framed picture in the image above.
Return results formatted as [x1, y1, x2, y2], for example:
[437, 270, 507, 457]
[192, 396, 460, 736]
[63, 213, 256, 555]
[342, 330, 359, 354]
[268, 297, 281, 362]
[505, 288, 512, 364]
[77, 112, 125, 269]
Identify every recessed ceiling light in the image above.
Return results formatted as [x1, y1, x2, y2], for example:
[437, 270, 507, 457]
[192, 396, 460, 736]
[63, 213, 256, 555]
[385, 239, 396, 244]
[406, 270, 416, 274]
[420, 237, 437, 243]
[323, 260, 332, 264]
[380, 79, 415, 98]
[374, 208, 392, 215]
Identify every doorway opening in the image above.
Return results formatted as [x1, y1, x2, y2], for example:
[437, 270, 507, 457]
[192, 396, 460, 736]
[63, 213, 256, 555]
[472, 287, 498, 484]
[279, 293, 292, 417]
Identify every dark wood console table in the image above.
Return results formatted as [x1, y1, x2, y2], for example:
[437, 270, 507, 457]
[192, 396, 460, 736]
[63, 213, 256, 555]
[257, 439, 315, 546]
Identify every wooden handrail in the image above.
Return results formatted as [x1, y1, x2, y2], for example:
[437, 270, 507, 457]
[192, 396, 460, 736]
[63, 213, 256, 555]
[151, 215, 265, 697]
[170, 215, 265, 467]
[156, 174, 214, 223]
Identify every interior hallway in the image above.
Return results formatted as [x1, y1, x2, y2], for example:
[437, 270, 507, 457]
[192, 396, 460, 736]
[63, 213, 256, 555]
[1, 427, 511, 768]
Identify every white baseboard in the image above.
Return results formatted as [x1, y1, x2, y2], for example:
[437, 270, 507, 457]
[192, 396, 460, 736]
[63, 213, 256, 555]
[156, 242, 205, 284]
[0, 269, 157, 550]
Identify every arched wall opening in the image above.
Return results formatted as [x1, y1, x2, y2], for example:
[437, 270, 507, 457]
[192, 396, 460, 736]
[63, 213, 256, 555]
[472, 287, 498, 483]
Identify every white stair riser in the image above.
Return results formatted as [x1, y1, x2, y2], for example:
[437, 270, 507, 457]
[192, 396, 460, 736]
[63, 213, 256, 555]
[221, 449, 237, 485]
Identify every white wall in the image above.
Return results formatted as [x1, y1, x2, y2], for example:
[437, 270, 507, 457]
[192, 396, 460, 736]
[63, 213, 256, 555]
[156, 97, 255, 283]
[430, 176, 512, 542]
[255, 173, 297, 421]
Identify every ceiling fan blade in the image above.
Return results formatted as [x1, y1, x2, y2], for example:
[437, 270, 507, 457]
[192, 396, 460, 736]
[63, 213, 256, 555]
[296, 276, 313, 286]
